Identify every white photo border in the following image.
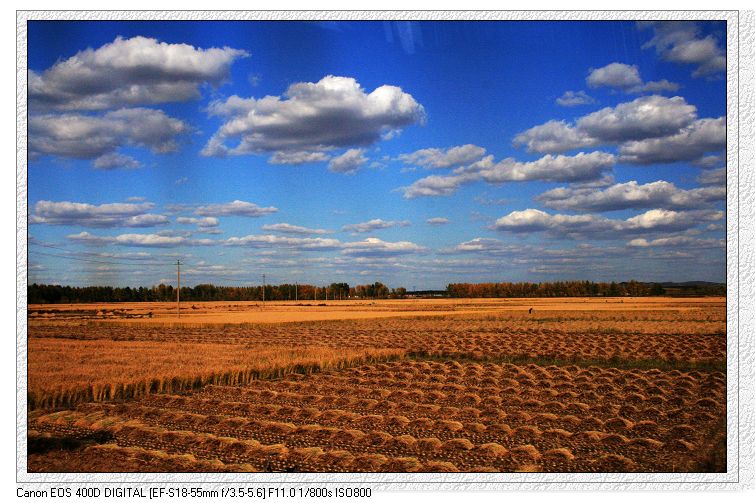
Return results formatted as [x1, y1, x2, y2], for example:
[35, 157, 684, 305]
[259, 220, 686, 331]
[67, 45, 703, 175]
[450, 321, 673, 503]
[16, 9, 750, 489]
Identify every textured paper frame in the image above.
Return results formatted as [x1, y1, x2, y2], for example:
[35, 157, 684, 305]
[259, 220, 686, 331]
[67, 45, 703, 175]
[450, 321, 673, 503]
[16, 9, 751, 490]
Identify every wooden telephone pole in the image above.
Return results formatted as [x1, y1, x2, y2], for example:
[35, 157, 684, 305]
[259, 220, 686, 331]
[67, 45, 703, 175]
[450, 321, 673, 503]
[176, 260, 181, 318]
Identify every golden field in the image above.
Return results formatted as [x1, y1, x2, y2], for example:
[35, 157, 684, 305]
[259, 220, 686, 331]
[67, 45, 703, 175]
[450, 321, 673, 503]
[26, 297, 726, 473]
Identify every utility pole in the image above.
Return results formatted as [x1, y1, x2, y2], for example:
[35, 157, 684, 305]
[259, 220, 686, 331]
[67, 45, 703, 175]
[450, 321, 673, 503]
[176, 259, 181, 318]
[262, 273, 266, 305]
[295, 282, 298, 302]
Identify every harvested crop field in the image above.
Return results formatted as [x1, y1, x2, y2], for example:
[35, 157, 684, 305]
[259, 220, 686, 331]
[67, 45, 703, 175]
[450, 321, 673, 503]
[26, 297, 727, 473]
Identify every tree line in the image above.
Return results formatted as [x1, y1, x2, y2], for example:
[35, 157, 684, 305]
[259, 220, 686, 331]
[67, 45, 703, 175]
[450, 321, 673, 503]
[446, 280, 724, 298]
[27, 281, 404, 304]
[27, 279, 723, 304]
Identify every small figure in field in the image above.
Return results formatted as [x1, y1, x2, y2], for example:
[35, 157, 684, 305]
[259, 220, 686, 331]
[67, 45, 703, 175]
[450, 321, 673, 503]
[528, 307, 533, 314]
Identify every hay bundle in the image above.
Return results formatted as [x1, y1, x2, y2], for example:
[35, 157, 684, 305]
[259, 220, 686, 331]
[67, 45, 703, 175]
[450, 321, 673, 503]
[441, 383, 465, 393]
[534, 412, 559, 424]
[219, 417, 248, 429]
[301, 394, 322, 404]
[604, 417, 634, 432]
[600, 433, 629, 446]
[510, 444, 541, 461]
[542, 428, 573, 440]
[437, 420, 464, 433]
[474, 442, 509, 458]
[542, 448, 575, 461]
[461, 406, 482, 418]
[388, 390, 409, 400]
[668, 424, 696, 440]
[318, 450, 355, 469]
[389, 434, 418, 450]
[256, 443, 288, 458]
[565, 402, 590, 413]
[199, 435, 238, 452]
[117, 424, 156, 443]
[287, 447, 324, 466]
[572, 430, 606, 443]
[665, 407, 691, 420]
[471, 465, 499, 472]
[409, 417, 435, 429]
[319, 409, 347, 422]
[352, 414, 384, 428]
[333, 428, 366, 444]
[459, 393, 482, 406]
[618, 404, 640, 417]
[645, 386, 665, 396]
[442, 438, 475, 451]
[440, 406, 461, 417]
[590, 453, 636, 471]
[363, 431, 393, 446]
[351, 453, 388, 471]
[277, 405, 299, 417]
[311, 426, 340, 441]
[337, 411, 361, 422]
[628, 437, 663, 449]
[632, 420, 659, 435]
[416, 437, 443, 452]
[541, 401, 567, 412]
[415, 404, 441, 415]
[500, 378, 520, 388]
[422, 461, 460, 472]
[694, 398, 719, 409]
[297, 407, 321, 419]
[222, 440, 257, 458]
[647, 395, 667, 405]
[381, 456, 424, 472]
[480, 407, 508, 422]
[511, 425, 542, 440]
[482, 396, 503, 407]
[385, 415, 411, 428]
[487, 423, 513, 436]
[262, 421, 297, 435]
[624, 393, 647, 404]
[515, 464, 542, 472]
[334, 396, 355, 408]
[464, 422, 487, 434]
[579, 416, 604, 430]
[691, 410, 717, 422]
[560, 414, 582, 427]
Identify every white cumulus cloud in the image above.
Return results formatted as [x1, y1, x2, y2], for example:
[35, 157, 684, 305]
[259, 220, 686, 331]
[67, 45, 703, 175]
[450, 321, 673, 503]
[29, 108, 189, 162]
[202, 75, 425, 157]
[261, 223, 332, 235]
[30, 200, 168, 228]
[514, 95, 697, 153]
[342, 218, 411, 233]
[536, 180, 725, 212]
[328, 148, 368, 174]
[398, 144, 486, 169]
[640, 22, 726, 78]
[29, 36, 248, 111]
[586, 62, 680, 93]
[194, 200, 278, 217]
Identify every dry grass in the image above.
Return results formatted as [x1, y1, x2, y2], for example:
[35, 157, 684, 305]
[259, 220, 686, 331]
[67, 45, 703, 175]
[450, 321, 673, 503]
[26, 298, 726, 473]
[28, 339, 404, 410]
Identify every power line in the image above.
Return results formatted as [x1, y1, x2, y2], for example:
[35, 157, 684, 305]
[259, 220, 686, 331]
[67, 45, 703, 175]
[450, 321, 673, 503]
[30, 242, 169, 264]
[28, 249, 167, 267]
[29, 249, 283, 287]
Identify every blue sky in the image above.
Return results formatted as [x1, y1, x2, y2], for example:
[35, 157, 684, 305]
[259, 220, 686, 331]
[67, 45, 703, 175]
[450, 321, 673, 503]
[27, 21, 727, 289]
